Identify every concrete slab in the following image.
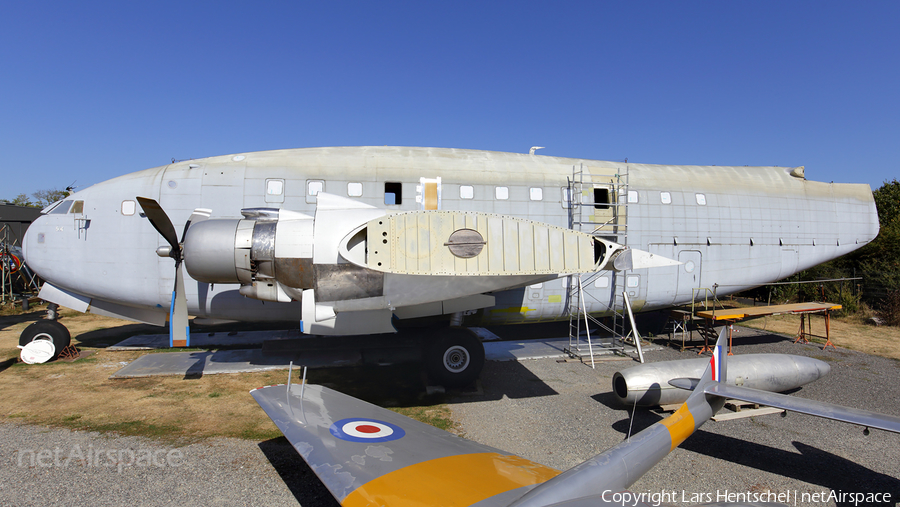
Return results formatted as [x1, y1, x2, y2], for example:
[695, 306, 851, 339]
[485, 337, 662, 362]
[109, 334, 660, 378]
[108, 329, 304, 350]
[110, 348, 362, 378]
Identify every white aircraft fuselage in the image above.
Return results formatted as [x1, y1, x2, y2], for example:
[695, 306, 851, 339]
[23, 147, 878, 332]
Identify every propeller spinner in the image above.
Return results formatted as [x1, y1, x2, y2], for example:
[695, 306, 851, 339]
[136, 197, 210, 347]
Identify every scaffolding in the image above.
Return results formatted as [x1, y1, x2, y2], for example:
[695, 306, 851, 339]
[1, 224, 39, 305]
[564, 163, 634, 364]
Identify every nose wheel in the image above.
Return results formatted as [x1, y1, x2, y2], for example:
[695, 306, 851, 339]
[425, 327, 484, 388]
[19, 319, 71, 362]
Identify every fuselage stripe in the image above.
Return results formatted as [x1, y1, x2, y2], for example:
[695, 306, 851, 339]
[658, 404, 696, 451]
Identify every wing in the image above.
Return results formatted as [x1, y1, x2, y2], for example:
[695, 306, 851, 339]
[251, 383, 560, 507]
[703, 383, 900, 434]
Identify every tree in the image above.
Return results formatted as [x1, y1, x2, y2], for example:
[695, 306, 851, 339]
[857, 179, 900, 314]
[31, 188, 69, 208]
[8, 194, 35, 207]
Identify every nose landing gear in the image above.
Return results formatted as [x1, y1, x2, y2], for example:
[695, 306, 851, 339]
[18, 303, 71, 362]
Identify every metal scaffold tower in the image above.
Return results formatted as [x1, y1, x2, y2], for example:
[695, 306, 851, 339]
[1, 224, 39, 305]
[564, 163, 634, 365]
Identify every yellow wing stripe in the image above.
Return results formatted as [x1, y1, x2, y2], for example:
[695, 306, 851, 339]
[341, 452, 560, 507]
[658, 404, 696, 451]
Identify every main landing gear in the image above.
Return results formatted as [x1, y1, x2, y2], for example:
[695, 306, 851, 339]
[19, 303, 71, 362]
[424, 327, 485, 388]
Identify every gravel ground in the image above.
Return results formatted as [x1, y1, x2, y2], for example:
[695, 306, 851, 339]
[452, 326, 900, 506]
[0, 423, 337, 506]
[1, 325, 898, 506]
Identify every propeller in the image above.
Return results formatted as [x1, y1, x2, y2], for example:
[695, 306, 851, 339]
[136, 197, 210, 347]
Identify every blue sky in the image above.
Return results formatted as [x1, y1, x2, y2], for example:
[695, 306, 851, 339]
[3, 1, 898, 200]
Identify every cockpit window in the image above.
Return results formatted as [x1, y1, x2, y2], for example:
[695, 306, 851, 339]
[47, 200, 73, 214]
[70, 200, 84, 214]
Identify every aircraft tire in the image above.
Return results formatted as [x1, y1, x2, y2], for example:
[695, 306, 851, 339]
[19, 320, 71, 361]
[425, 327, 484, 388]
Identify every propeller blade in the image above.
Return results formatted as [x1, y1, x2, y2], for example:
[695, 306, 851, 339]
[170, 261, 190, 347]
[136, 197, 180, 255]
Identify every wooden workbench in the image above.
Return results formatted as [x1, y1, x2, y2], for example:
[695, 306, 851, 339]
[696, 302, 841, 354]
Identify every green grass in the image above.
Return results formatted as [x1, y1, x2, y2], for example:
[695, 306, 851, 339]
[389, 405, 457, 432]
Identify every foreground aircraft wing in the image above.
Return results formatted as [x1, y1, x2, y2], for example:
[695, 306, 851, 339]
[252, 329, 735, 507]
[703, 383, 900, 434]
[253, 326, 897, 507]
[250, 383, 561, 507]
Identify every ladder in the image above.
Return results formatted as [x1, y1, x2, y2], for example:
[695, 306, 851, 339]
[565, 163, 631, 363]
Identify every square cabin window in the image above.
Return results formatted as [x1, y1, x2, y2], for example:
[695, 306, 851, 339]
[460, 185, 474, 199]
[529, 187, 543, 201]
[267, 179, 284, 196]
[660, 191, 672, 204]
[121, 200, 136, 216]
[347, 182, 363, 197]
[385, 182, 402, 205]
[495, 186, 509, 200]
[307, 180, 324, 196]
[695, 193, 707, 205]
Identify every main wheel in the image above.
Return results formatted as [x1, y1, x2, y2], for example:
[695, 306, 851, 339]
[425, 327, 485, 388]
[19, 320, 71, 361]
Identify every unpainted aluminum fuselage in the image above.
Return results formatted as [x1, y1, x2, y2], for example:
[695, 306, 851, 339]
[23, 147, 878, 328]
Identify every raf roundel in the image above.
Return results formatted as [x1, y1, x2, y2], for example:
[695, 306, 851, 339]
[330, 418, 406, 443]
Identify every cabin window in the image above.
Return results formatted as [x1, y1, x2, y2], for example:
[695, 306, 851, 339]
[660, 192, 671, 204]
[695, 193, 707, 205]
[529, 187, 543, 201]
[347, 182, 363, 197]
[460, 185, 474, 199]
[266, 179, 284, 195]
[561, 187, 573, 208]
[594, 188, 611, 209]
[121, 200, 136, 216]
[530, 283, 543, 289]
[306, 180, 324, 203]
[627, 191, 638, 204]
[267, 179, 284, 196]
[626, 275, 640, 288]
[495, 186, 509, 200]
[307, 180, 324, 196]
[266, 179, 285, 203]
[594, 276, 610, 288]
[385, 182, 402, 205]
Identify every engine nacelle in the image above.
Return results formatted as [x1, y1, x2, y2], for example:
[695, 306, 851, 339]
[183, 208, 317, 302]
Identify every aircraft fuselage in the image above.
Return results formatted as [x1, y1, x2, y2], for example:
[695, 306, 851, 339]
[23, 147, 878, 330]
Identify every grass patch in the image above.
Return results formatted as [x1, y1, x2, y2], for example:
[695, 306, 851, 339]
[390, 405, 457, 432]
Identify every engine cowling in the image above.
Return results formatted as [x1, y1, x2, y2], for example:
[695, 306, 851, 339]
[183, 208, 318, 302]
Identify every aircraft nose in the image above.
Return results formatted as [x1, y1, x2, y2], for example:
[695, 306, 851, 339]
[22, 214, 52, 279]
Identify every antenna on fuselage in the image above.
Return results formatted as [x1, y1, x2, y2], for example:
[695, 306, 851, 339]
[529, 146, 545, 155]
